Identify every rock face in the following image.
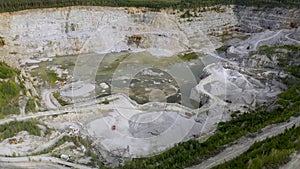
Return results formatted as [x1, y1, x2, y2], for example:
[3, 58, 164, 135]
[0, 5, 298, 68]
[234, 6, 300, 32]
[290, 27, 300, 41]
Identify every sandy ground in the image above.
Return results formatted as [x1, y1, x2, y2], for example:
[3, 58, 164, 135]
[61, 81, 95, 98]
[85, 94, 196, 158]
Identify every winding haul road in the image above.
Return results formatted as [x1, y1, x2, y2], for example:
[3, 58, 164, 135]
[252, 30, 283, 50]
[0, 96, 116, 168]
[228, 29, 300, 55]
[42, 89, 59, 110]
[0, 96, 105, 126]
[0, 156, 92, 169]
[187, 29, 300, 169]
[285, 32, 300, 44]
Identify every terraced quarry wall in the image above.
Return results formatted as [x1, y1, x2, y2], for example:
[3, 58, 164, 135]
[234, 6, 300, 32]
[0, 5, 299, 68]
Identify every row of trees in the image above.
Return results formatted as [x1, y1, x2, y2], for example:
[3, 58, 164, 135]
[177, 0, 299, 9]
[0, 0, 299, 12]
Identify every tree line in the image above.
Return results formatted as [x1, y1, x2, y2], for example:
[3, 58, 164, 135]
[0, 0, 299, 13]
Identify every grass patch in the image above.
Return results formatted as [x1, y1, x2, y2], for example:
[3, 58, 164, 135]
[0, 61, 16, 79]
[25, 98, 36, 113]
[216, 45, 230, 53]
[100, 98, 110, 105]
[0, 80, 20, 118]
[46, 70, 60, 86]
[0, 63, 21, 118]
[53, 92, 69, 106]
[179, 52, 198, 61]
[0, 80, 20, 106]
[99, 98, 119, 105]
[180, 10, 192, 18]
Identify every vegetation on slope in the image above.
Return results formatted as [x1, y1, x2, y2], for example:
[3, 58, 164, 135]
[259, 45, 300, 85]
[0, 119, 41, 141]
[0, 62, 16, 79]
[179, 52, 198, 61]
[46, 70, 60, 86]
[0, 81, 20, 108]
[33, 134, 108, 168]
[32, 135, 73, 156]
[25, 98, 36, 113]
[213, 125, 300, 169]
[0, 0, 299, 13]
[53, 92, 69, 106]
[211, 45, 300, 169]
[119, 86, 300, 168]
[0, 62, 21, 118]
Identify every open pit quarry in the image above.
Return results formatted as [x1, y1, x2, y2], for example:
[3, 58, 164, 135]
[0, 4, 299, 169]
